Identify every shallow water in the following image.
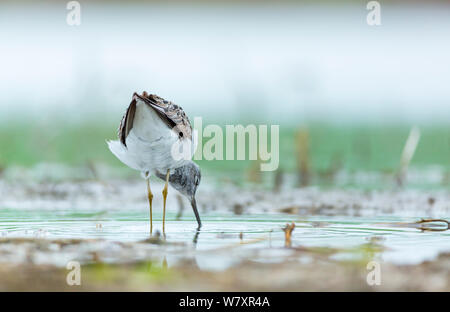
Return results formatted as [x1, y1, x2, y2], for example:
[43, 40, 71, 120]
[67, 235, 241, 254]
[1, 206, 449, 270]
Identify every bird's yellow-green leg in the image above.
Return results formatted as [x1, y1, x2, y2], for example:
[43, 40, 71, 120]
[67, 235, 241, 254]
[146, 178, 153, 236]
[162, 169, 170, 234]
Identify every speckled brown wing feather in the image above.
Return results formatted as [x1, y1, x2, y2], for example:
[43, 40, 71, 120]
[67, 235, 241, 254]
[118, 92, 193, 147]
[133, 92, 193, 140]
[118, 98, 136, 147]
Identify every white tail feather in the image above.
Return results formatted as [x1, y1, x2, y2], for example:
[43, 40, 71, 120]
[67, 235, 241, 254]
[107, 140, 141, 171]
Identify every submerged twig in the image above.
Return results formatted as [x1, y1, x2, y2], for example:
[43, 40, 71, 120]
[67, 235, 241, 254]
[416, 219, 449, 232]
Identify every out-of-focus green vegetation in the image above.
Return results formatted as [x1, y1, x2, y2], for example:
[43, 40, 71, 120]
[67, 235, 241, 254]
[0, 121, 448, 174]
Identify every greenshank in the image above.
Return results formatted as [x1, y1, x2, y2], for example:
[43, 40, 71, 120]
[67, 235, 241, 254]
[108, 92, 201, 235]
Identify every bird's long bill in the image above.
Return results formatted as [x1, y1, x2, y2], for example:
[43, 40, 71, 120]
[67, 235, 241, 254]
[191, 197, 202, 229]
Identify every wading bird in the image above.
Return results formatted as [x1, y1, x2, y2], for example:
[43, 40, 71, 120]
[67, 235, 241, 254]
[108, 92, 201, 235]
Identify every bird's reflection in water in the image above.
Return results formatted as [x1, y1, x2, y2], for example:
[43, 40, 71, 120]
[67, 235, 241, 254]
[192, 229, 201, 247]
[188, 229, 202, 271]
[162, 256, 168, 270]
[152, 229, 202, 271]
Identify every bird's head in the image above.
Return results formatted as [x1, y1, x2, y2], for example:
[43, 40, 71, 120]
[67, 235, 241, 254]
[158, 161, 202, 228]
[174, 161, 201, 200]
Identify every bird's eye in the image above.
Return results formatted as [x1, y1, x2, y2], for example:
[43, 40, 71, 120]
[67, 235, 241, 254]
[179, 132, 183, 137]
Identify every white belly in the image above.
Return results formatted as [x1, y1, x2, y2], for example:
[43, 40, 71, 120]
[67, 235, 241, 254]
[132, 100, 169, 143]
[124, 130, 180, 172]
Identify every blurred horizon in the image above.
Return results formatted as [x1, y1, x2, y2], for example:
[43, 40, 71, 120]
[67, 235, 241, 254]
[1, 1, 450, 125]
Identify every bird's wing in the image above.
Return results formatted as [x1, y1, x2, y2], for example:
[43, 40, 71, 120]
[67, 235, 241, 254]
[118, 97, 136, 147]
[118, 92, 193, 147]
[133, 92, 193, 141]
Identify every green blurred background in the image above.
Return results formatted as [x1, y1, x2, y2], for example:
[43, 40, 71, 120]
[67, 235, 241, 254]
[0, 0, 449, 188]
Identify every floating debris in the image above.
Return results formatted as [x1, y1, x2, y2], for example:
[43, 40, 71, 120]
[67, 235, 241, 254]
[377, 219, 450, 232]
[416, 219, 449, 232]
[428, 197, 436, 206]
[282, 222, 296, 248]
